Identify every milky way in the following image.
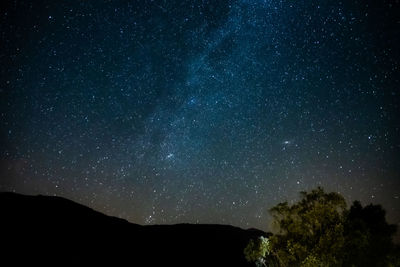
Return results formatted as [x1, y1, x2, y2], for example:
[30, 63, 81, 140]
[1, 0, 399, 231]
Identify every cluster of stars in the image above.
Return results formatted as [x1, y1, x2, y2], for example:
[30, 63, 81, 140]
[0, 0, 399, 231]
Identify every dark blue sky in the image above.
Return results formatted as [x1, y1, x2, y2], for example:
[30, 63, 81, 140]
[1, 0, 399, 231]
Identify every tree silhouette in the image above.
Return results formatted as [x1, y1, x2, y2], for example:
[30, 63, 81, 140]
[343, 201, 398, 267]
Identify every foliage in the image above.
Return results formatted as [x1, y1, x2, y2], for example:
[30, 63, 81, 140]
[301, 254, 323, 267]
[342, 201, 398, 266]
[244, 236, 271, 266]
[267, 187, 399, 267]
[269, 187, 346, 266]
[387, 245, 400, 267]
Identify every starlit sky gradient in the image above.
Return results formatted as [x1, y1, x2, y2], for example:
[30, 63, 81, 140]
[1, 0, 399, 231]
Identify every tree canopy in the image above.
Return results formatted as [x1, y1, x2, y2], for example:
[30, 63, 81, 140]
[263, 187, 398, 267]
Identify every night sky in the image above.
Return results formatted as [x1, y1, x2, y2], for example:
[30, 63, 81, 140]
[1, 0, 399, 231]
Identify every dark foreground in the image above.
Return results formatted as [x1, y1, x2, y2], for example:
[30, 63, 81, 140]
[0, 192, 266, 266]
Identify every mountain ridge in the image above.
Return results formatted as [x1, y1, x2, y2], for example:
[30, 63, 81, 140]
[0, 192, 267, 266]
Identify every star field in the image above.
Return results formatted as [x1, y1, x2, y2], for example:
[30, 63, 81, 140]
[1, 0, 399, 231]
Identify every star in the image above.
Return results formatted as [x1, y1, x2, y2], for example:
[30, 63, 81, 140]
[166, 153, 174, 160]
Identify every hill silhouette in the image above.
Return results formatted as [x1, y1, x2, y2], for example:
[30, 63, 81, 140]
[0, 192, 266, 266]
